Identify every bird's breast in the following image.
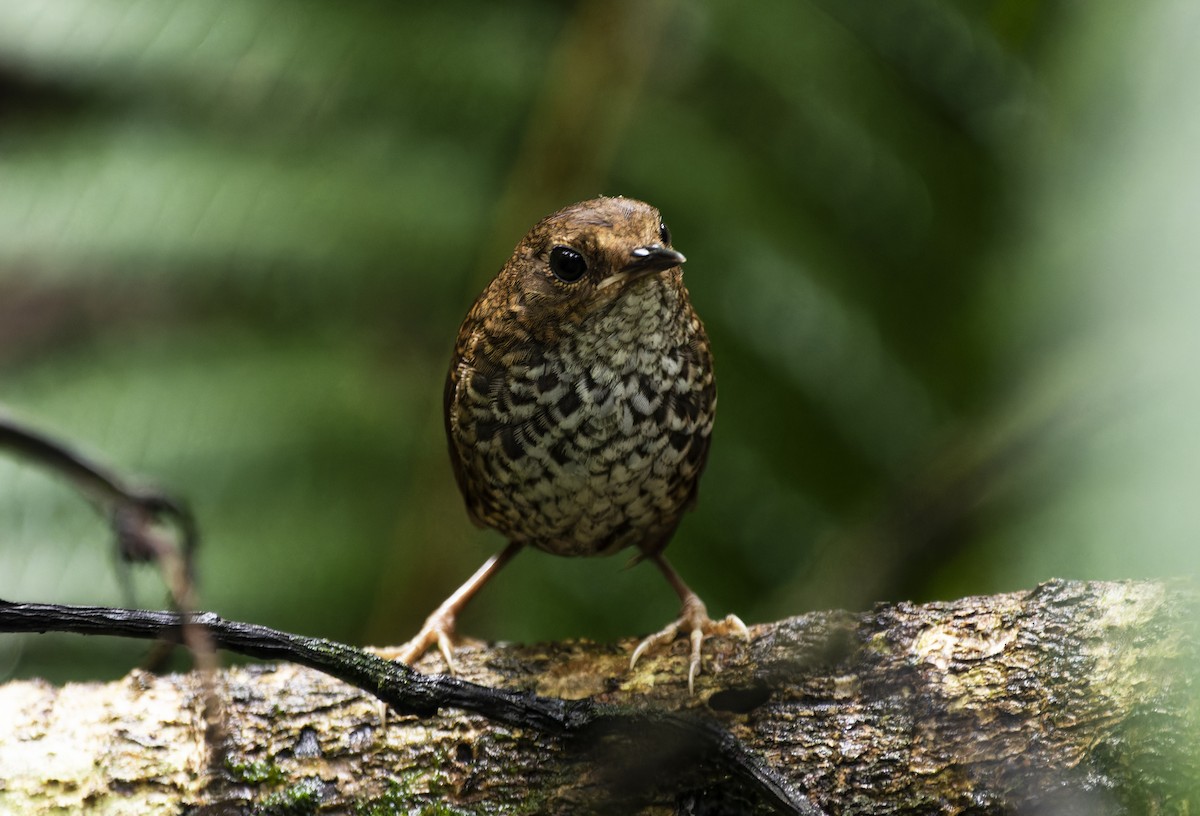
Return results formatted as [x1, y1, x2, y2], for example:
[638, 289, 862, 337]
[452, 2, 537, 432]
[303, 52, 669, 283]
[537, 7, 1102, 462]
[451, 280, 714, 556]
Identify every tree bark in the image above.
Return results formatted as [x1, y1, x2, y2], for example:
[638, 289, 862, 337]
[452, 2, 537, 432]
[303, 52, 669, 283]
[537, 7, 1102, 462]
[0, 579, 1196, 815]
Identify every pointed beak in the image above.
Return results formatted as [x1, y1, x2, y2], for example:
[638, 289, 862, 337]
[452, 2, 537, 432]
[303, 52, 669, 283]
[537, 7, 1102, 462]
[624, 245, 686, 273]
[596, 245, 686, 290]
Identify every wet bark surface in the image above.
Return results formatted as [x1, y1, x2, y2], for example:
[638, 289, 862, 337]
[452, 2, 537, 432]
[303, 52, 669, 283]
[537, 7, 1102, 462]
[0, 579, 1196, 815]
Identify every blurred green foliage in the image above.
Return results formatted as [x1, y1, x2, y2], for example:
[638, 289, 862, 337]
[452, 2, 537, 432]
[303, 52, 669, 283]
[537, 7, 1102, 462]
[1, 0, 1198, 682]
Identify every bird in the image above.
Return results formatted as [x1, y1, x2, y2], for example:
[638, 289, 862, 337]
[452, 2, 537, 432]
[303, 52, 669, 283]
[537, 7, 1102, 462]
[397, 196, 746, 692]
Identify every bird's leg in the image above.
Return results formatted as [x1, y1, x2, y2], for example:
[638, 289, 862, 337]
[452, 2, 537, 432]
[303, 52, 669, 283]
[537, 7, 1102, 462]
[395, 541, 523, 673]
[630, 553, 749, 694]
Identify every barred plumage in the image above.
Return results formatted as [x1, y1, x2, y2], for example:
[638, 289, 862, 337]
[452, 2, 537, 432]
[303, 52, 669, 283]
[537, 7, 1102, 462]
[400, 197, 745, 692]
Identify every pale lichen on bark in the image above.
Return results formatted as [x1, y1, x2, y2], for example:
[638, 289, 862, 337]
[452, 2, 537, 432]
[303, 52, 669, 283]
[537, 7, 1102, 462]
[0, 579, 1195, 814]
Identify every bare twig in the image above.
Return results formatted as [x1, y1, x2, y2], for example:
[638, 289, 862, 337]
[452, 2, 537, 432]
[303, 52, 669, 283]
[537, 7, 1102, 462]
[0, 416, 224, 740]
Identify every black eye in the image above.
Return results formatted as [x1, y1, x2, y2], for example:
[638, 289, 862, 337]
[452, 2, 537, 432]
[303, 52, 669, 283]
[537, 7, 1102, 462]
[549, 245, 587, 283]
[659, 221, 672, 245]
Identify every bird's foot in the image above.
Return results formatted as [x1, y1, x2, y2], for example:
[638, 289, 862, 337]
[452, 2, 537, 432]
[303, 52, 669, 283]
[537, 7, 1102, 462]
[629, 593, 749, 694]
[395, 608, 460, 674]
[389, 544, 525, 674]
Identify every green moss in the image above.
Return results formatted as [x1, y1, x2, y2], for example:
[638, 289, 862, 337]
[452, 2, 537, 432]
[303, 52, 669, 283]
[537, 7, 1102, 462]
[864, 631, 892, 656]
[254, 777, 324, 816]
[355, 779, 413, 816]
[355, 779, 480, 816]
[225, 756, 288, 786]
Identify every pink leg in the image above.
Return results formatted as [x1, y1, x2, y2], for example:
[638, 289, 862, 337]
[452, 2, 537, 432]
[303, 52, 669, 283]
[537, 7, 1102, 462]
[630, 553, 749, 694]
[396, 541, 523, 672]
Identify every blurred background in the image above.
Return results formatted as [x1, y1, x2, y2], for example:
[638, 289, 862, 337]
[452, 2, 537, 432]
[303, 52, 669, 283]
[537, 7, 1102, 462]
[1, 0, 1198, 682]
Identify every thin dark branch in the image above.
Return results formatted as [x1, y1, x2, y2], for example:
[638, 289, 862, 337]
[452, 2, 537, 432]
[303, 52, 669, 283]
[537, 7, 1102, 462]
[0, 416, 222, 741]
[0, 599, 822, 816]
[0, 416, 198, 576]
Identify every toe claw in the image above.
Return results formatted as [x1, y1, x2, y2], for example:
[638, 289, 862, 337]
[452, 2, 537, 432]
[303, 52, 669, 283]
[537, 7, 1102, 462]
[394, 637, 425, 666]
[688, 627, 705, 695]
[435, 630, 459, 675]
[629, 602, 747, 693]
[726, 613, 751, 641]
[397, 611, 460, 674]
[629, 640, 648, 670]
[630, 623, 678, 669]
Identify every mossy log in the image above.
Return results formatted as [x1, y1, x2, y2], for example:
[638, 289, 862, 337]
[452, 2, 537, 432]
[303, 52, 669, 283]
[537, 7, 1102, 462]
[0, 579, 1196, 815]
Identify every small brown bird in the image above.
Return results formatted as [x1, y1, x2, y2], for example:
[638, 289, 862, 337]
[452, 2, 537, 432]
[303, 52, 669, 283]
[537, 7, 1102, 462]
[398, 196, 746, 691]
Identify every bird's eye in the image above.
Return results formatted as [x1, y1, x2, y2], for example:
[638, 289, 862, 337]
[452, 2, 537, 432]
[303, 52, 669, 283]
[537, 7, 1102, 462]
[549, 245, 588, 283]
[659, 221, 672, 245]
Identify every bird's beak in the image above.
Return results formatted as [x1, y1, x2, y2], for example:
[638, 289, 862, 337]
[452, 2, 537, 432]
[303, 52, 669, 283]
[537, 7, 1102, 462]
[597, 245, 686, 290]
[625, 245, 686, 273]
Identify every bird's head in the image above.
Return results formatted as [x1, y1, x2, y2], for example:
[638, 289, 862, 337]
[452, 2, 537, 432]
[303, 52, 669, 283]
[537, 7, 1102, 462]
[497, 196, 686, 328]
